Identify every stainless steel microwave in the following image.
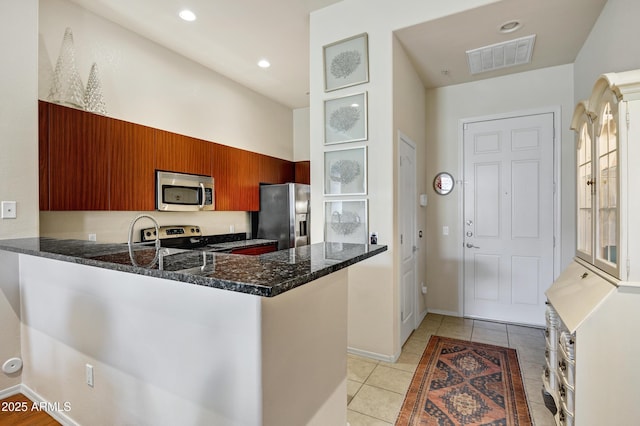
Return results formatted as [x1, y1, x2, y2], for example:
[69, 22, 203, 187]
[156, 171, 215, 211]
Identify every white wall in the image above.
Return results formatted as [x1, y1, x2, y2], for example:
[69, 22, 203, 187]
[40, 210, 250, 244]
[392, 37, 428, 319]
[573, 0, 640, 103]
[0, 252, 21, 393]
[310, 0, 498, 358]
[39, 0, 293, 159]
[0, 0, 39, 240]
[0, 0, 38, 395]
[38, 0, 299, 242]
[424, 64, 575, 315]
[293, 107, 310, 162]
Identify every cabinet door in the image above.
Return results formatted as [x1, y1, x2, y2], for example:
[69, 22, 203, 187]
[260, 155, 294, 184]
[110, 119, 155, 210]
[573, 103, 593, 263]
[594, 94, 619, 275]
[294, 161, 311, 184]
[38, 101, 50, 211]
[49, 103, 110, 210]
[212, 144, 260, 211]
[155, 130, 212, 176]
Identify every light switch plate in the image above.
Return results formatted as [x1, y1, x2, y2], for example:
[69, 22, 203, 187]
[1, 201, 16, 219]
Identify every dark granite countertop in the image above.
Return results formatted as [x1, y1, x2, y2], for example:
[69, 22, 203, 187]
[0, 238, 387, 297]
[205, 238, 277, 252]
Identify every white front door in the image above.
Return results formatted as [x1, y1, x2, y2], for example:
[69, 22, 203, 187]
[463, 113, 555, 325]
[399, 134, 417, 345]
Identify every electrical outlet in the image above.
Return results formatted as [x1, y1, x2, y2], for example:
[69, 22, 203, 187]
[86, 364, 94, 387]
[88, 233, 97, 241]
[229, 225, 235, 233]
[1, 201, 16, 219]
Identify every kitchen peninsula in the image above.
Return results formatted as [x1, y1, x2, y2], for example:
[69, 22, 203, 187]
[0, 238, 386, 425]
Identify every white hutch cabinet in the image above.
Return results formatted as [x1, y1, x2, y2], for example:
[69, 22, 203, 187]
[543, 70, 640, 425]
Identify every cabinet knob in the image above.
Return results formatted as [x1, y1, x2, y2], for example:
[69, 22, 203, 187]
[586, 179, 595, 185]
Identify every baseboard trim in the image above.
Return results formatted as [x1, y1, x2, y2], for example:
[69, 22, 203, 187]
[18, 384, 80, 426]
[0, 384, 21, 399]
[426, 308, 461, 317]
[417, 309, 428, 326]
[347, 346, 399, 363]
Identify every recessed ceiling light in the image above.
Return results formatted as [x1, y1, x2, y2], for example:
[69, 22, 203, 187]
[499, 20, 521, 33]
[257, 59, 271, 68]
[179, 9, 197, 22]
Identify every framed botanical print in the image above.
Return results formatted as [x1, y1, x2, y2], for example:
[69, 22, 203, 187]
[324, 146, 367, 196]
[324, 92, 367, 145]
[324, 199, 368, 244]
[323, 33, 369, 92]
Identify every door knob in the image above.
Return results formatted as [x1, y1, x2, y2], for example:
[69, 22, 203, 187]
[466, 243, 480, 249]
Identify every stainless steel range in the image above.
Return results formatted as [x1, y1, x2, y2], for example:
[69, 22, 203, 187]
[140, 225, 278, 255]
[140, 225, 206, 249]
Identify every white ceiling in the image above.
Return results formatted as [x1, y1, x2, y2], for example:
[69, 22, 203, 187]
[68, 0, 607, 109]
[395, 0, 607, 89]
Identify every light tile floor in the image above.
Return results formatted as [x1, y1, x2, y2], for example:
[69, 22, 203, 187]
[347, 313, 557, 425]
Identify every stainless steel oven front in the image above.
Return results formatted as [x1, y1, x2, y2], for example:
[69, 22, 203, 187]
[156, 171, 215, 211]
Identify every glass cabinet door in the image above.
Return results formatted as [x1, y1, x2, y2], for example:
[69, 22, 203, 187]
[595, 96, 619, 272]
[576, 121, 593, 259]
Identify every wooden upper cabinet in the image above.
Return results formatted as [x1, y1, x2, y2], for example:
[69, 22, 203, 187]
[260, 155, 294, 185]
[109, 119, 155, 211]
[48, 103, 110, 210]
[38, 101, 50, 211]
[39, 101, 296, 212]
[294, 161, 310, 185]
[155, 130, 212, 177]
[212, 144, 260, 211]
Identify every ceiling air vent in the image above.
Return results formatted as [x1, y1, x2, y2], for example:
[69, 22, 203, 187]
[466, 34, 536, 75]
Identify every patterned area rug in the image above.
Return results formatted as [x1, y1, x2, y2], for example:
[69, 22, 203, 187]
[396, 336, 532, 426]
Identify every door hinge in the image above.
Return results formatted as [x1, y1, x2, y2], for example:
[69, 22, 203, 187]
[553, 236, 556, 248]
[400, 234, 403, 244]
[627, 110, 631, 129]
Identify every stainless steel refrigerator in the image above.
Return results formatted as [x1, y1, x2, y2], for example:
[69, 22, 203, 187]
[257, 183, 310, 250]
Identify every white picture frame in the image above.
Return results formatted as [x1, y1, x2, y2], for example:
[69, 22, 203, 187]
[324, 199, 368, 244]
[324, 146, 367, 196]
[324, 92, 367, 145]
[323, 33, 369, 92]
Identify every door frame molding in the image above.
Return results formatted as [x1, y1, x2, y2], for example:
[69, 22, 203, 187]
[458, 106, 562, 318]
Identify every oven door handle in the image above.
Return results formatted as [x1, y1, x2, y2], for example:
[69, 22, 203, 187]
[199, 183, 206, 209]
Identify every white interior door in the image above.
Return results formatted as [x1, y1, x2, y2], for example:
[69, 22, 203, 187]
[463, 113, 554, 325]
[399, 134, 417, 345]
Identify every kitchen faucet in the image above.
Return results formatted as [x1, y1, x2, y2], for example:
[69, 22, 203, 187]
[127, 213, 160, 267]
